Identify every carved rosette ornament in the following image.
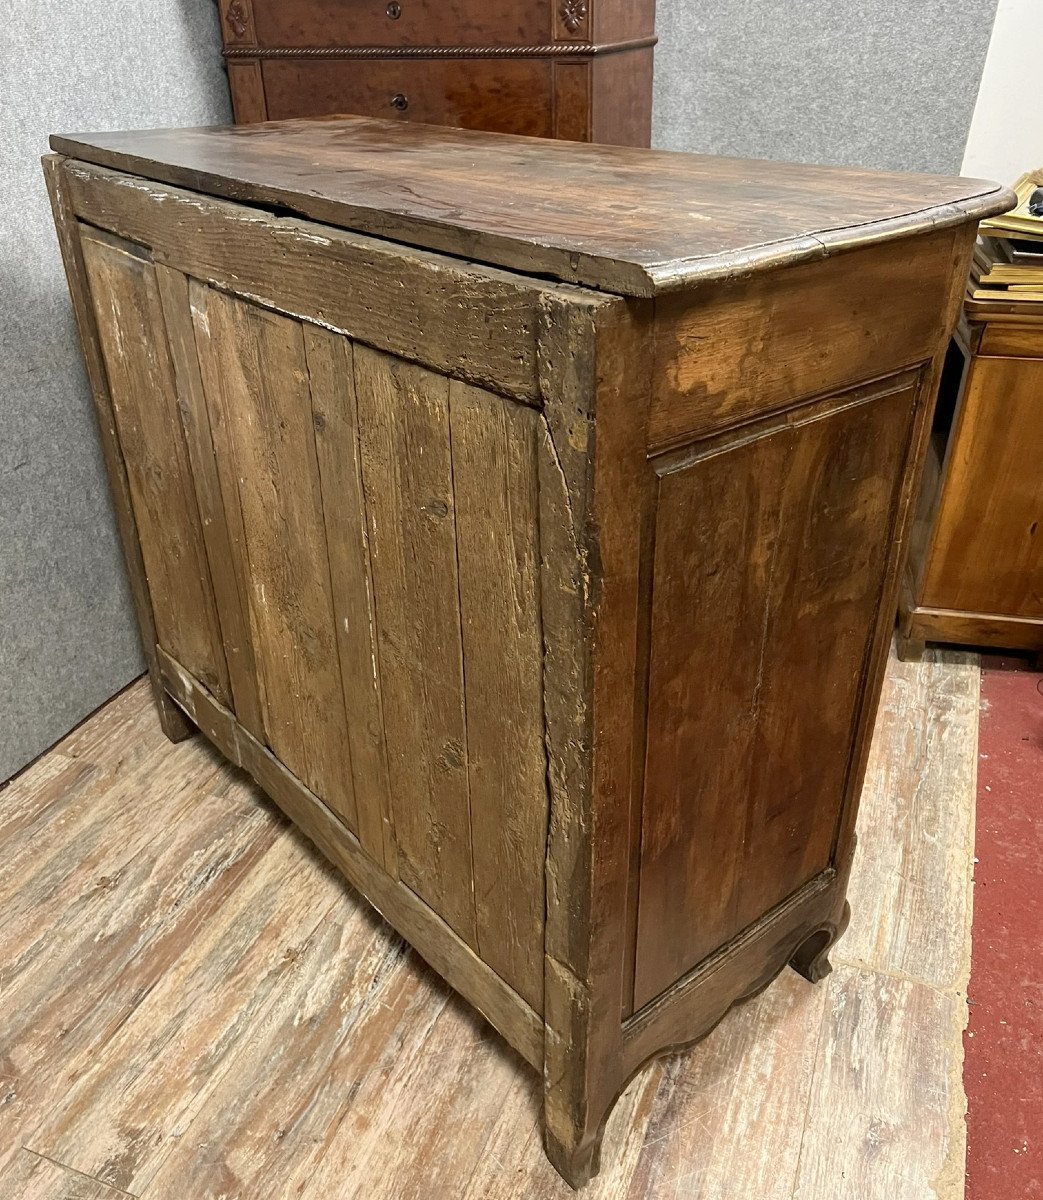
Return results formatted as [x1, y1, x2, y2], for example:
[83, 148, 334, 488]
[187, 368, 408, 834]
[559, 0, 588, 36]
[225, 0, 249, 40]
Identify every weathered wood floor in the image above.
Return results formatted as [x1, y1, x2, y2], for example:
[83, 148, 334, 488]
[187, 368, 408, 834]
[0, 646, 978, 1199]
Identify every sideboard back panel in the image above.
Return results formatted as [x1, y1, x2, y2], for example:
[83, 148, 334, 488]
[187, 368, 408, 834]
[80, 230, 231, 706]
[76, 229, 550, 1012]
[632, 377, 919, 1009]
[192, 286, 364, 837]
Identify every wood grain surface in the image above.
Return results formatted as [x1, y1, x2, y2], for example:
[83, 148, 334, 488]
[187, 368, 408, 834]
[49, 118, 1012, 296]
[0, 643, 977, 1198]
[63, 159, 552, 404]
[43, 135, 993, 1189]
[78, 230, 229, 705]
[921, 354, 1043, 618]
[192, 286, 360, 833]
[634, 380, 916, 1008]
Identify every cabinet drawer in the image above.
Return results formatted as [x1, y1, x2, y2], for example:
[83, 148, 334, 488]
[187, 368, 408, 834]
[247, 0, 551, 47]
[261, 57, 554, 136]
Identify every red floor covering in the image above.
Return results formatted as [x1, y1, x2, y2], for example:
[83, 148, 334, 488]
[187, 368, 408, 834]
[966, 655, 1043, 1200]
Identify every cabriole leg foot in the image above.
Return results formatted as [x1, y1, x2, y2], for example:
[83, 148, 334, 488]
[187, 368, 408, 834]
[543, 1123, 605, 1191]
[790, 901, 851, 985]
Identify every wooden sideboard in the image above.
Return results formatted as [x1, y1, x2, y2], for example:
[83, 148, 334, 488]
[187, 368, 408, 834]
[216, 0, 656, 145]
[44, 118, 1009, 1186]
[899, 294, 1043, 661]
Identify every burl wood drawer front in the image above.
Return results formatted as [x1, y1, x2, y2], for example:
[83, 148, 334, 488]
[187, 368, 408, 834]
[245, 0, 550, 48]
[261, 58, 553, 137]
[633, 374, 920, 1009]
[73, 207, 550, 1013]
[650, 230, 959, 452]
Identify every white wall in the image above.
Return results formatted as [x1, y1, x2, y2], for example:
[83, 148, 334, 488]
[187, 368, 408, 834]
[0, 0, 231, 781]
[654, 0, 1000, 173]
[961, 0, 1043, 184]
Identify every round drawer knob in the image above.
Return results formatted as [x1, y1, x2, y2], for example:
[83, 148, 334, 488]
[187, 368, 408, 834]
[386, 2, 402, 18]
[390, 93, 409, 111]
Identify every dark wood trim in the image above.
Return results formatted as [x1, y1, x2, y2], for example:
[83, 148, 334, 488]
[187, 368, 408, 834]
[221, 37, 657, 60]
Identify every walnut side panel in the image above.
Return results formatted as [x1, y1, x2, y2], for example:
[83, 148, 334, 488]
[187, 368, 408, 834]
[78, 228, 231, 706]
[633, 378, 919, 1010]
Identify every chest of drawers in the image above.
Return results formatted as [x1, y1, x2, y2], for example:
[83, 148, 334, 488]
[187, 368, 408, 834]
[217, 0, 656, 145]
[44, 118, 1008, 1186]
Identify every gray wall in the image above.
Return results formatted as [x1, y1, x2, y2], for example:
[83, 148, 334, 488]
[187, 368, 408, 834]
[0, 2, 231, 781]
[0, 0, 999, 780]
[653, 0, 999, 172]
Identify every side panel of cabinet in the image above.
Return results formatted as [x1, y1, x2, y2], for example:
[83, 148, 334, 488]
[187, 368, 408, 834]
[632, 378, 919, 1010]
[78, 228, 231, 705]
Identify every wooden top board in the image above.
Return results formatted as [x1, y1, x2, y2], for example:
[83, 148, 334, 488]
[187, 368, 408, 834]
[51, 116, 1014, 297]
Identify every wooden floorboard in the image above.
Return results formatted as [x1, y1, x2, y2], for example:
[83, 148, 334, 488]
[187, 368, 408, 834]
[0, 647, 978, 1198]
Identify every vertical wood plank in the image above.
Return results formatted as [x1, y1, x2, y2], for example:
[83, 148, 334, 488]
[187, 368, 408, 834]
[226, 60, 268, 124]
[190, 287, 359, 834]
[78, 229, 230, 705]
[42, 156, 191, 743]
[303, 327, 395, 871]
[154, 264, 265, 737]
[449, 381, 546, 1011]
[354, 345, 477, 948]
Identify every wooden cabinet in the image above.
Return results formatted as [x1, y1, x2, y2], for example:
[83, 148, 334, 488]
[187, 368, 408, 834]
[44, 118, 1008, 1187]
[217, 0, 656, 145]
[899, 298, 1043, 660]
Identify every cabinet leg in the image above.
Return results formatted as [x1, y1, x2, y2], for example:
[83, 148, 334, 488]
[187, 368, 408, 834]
[790, 901, 851, 985]
[152, 679, 194, 744]
[895, 633, 926, 663]
[543, 1120, 605, 1191]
